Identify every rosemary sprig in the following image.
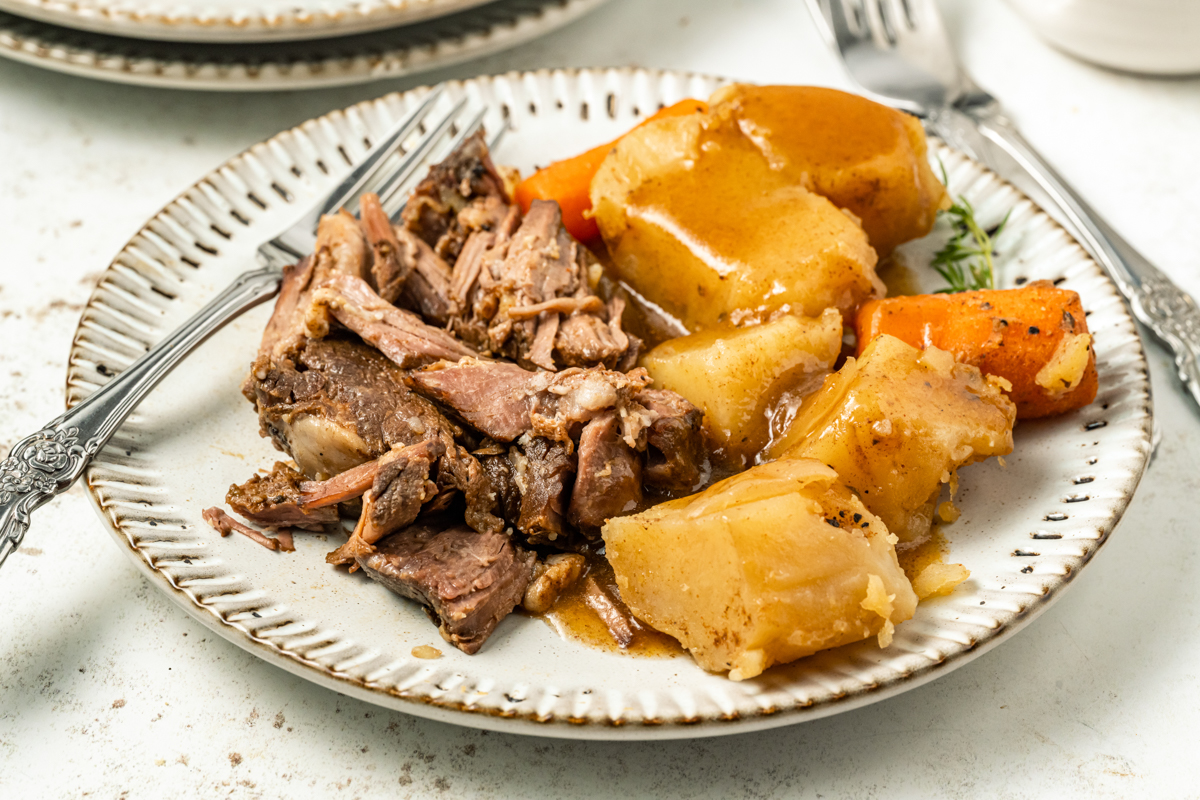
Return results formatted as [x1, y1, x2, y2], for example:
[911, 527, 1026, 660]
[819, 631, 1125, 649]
[932, 166, 1009, 293]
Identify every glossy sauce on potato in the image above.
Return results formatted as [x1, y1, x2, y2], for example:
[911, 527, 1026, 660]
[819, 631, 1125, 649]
[591, 107, 882, 332]
[708, 84, 948, 255]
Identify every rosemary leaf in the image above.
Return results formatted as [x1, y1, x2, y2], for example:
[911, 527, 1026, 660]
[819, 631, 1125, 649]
[932, 163, 1008, 293]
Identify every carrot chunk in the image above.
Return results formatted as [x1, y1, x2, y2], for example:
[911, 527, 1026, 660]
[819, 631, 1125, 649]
[854, 281, 1098, 419]
[513, 98, 709, 242]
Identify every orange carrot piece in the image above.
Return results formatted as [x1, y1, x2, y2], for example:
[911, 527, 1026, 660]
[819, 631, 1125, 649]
[513, 98, 709, 242]
[855, 281, 1098, 419]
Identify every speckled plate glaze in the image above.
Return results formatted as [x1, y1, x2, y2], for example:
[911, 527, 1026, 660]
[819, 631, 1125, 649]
[67, 68, 1153, 740]
[0, 0, 607, 90]
[0, 0, 497, 43]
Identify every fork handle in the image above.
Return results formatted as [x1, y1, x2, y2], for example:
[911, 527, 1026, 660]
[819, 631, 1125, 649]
[932, 105, 1200, 413]
[0, 266, 282, 569]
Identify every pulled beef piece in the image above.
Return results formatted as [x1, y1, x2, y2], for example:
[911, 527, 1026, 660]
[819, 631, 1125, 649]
[582, 575, 636, 648]
[393, 227, 456, 326]
[247, 210, 374, 382]
[408, 359, 655, 445]
[477, 450, 522, 525]
[306, 274, 475, 370]
[567, 412, 642, 532]
[202, 507, 295, 552]
[226, 461, 338, 531]
[327, 440, 445, 566]
[245, 337, 501, 536]
[298, 458, 383, 508]
[450, 200, 639, 371]
[513, 436, 576, 545]
[359, 193, 410, 304]
[555, 296, 641, 371]
[246, 337, 455, 479]
[313, 210, 371, 283]
[357, 519, 535, 655]
[253, 255, 314, 370]
[360, 191, 457, 325]
[401, 130, 510, 263]
[635, 388, 707, 492]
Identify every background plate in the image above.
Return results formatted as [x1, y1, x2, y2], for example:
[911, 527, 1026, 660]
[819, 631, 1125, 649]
[0, 0, 607, 90]
[0, 0, 498, 43]
[67, 68, 1153, 740]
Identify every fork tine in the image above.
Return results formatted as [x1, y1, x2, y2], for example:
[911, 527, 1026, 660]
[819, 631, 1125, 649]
[808, 0, 867, 49]
[379, 103, 488, 221]
[317, 85, 446, 221]
[862, 0, 897, 49]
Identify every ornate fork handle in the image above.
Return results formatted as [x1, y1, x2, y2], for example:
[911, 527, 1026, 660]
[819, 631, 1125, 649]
[928, 103, 1200, 412]
[0, 266, 282, 569]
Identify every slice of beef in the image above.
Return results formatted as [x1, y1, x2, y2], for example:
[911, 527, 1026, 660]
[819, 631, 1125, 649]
[306, 274, 475, 370]
[408, 359, 656, 446]
[226, 461, 338, 531]
[357, 519, 535, 655]
[408, 359, 543, 442]
[449, 207, 522, 348]
[401, 129, 510, 263]
[359, 192, 458, 326]
[635, 387, 707, 492]
[567, 412, 643, 531]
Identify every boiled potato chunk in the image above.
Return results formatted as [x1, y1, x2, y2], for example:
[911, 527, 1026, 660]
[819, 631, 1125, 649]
[591, 112, 882, 331]
[602, 458, 917, 681]
[706, 84, 949, 255]
[641, 309, 843, 464]
[769, 335, 1016, 544]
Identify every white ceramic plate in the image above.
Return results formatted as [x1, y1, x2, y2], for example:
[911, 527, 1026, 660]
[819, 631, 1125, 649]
[68, 68, 1152, 740]
[0, 0, 497, 43]
[0, 0, 607, 90]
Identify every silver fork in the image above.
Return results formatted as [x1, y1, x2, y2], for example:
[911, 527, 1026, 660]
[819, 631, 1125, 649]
[808, 0, 1200, 413]
[0, 87, 497, 568]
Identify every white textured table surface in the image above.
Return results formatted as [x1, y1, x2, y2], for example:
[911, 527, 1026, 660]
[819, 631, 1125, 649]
[2, 1, 1199, 797]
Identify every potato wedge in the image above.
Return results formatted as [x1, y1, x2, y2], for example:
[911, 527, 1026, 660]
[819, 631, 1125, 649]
[769, 335, 1016, 544]
[706, 84, 949, 255]
[603, 458, 917, 681]
[591, 112, 882, 331]
[641, 309, 843, 464]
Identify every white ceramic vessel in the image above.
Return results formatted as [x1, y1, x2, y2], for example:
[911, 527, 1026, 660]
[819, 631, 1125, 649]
[1006, 0, 1200, 75]
[67, 68, 1152, 739]
[0, 0, 609, 90]
[0, 0, 496, 42]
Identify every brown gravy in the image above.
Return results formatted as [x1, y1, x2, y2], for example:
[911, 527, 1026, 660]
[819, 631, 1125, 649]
[532, 555, 684, 658]
[897, 526, 951, 581]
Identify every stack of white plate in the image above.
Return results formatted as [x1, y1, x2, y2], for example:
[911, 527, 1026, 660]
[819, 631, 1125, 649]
[0, 0, 609, 90]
